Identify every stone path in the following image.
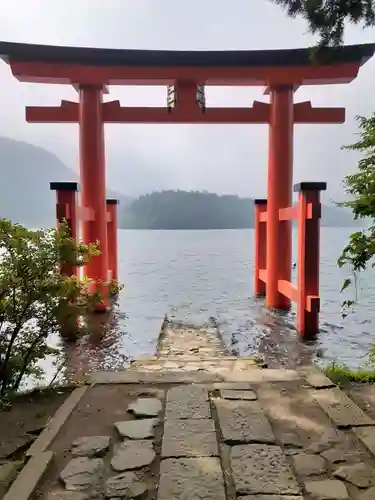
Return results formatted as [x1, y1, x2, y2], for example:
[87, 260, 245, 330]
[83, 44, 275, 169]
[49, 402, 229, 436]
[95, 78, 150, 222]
[127, 317, 266, 380]
[5, 323, 375, 500]
[156, 316, 229, 358]
[32, 374, 375, 500]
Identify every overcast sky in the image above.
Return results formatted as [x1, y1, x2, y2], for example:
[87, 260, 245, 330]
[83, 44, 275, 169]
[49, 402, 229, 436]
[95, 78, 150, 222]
[0, 0, 374, 200]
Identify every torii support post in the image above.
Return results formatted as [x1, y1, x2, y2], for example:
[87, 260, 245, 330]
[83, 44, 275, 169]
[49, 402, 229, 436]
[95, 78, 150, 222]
[295, 182, 327, 335]
[50, 181, 79, 278]
[266, 85, 294, 310]
[106, 199, 119, 284]
[254, 199, 267, 297]
[253, 182, 326, 337]
[50, 181, 80, 339]
[79, 84, 109, 308]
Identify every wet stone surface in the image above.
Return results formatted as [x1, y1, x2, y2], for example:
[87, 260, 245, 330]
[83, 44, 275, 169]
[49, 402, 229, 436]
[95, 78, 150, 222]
[60, 457, 104, 491]
[105, 471, 148, 499]
[165, 385, 210, 419]
[114, 419, 158, 439]
[71, 436, 111, 458]
[127, 398, 162, 418]
[230, 443, 300, 496]
[162, 418, 218, 458]
[215, 399, 275, 444]
[158, 457, 226, 500]
[110, 440, 156, 471]
[157, 321, 228, 359]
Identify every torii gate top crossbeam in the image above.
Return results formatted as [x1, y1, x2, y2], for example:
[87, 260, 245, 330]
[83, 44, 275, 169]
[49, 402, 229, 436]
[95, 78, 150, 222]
[1, 41, 374, 86]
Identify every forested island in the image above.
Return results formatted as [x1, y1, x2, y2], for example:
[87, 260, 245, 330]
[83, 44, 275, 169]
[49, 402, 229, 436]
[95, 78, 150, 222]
[120, 190, 359, 229]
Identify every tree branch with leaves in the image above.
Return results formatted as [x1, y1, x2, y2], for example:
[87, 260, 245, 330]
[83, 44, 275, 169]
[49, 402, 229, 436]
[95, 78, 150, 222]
[337, 114, 375, 313]
[0, 219, 102, 403]
[272, 1, 375, 47]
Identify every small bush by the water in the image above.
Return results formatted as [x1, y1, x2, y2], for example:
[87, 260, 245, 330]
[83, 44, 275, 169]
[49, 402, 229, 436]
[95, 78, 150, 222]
[323, 363, 375, 386]
[0, 219, 100, 403]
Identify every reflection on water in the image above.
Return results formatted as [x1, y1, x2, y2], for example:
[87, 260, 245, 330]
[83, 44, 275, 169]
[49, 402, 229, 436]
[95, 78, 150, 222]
[51, 227, 375, 382]
[58, 304, 130, 384]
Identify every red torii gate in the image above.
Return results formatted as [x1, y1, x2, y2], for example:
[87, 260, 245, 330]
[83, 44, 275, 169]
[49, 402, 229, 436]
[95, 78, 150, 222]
[1, 41, 374, 334]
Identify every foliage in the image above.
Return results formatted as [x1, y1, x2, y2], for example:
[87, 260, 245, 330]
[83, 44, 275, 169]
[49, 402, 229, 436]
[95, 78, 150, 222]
[323, 362, 375, 386]
[272, 0, 375, 47]
[336, 114, 375, 313]
[122, 190, 255, 230]
[109, 279, 124, 296]
[0, 219, 99, 403]
[121, 189, 353, 230]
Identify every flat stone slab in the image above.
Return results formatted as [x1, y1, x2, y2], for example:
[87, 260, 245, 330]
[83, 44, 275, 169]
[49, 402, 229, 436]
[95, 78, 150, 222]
[111, 440, 155, 471]
[354, 426, 375, 457]
[162, 419, 218, 458]
[71, 436, 111, 458]
[165, 386, 210, 419]
[292, 453, 327, 476]
[240, 497, 304, 500]
[224, 368, 300, 383]
[359, 487, 375, 500]
[220, 389, 257, 400]
[321, 447, 364, 464]
[105, 471, 148, 499]
[60, 457, 104, 491]
[305, 428, 342, 454]
[304, 479, 349, 500]
[158, 457, 226, 500]
[333, 462, 375, 488]
[114, 419, 158, 439]
[0, 461, 23, 496]
[45, 492, 89, 500]
[89, 370, 220, 384]
[230, 444, 300, 495]
[302, 366, 336, 389]
[312, 388, 374, 427]
[127, 398, 162, 418]
[89, 368, 300, 384]
[4, 451, 53, 500]
[210, 382, 255, 390]
[215, 399, 275, 444]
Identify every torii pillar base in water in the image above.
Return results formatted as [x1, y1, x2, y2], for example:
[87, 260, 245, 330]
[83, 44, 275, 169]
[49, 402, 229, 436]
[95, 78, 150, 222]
[254, 182, 326, 338]
[50, 182, 120, 314]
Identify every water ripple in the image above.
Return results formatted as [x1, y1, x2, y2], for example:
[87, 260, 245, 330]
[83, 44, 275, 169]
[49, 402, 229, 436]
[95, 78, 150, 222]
[55, 227, 375, 381]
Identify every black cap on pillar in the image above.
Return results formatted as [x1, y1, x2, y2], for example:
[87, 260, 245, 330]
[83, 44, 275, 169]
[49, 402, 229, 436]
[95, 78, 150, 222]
[50, 182, 80, 192]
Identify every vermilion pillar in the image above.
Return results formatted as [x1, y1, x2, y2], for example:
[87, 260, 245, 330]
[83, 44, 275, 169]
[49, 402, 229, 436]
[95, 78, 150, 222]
[254, 199, 267, 296]
[50, 181, 79, 278]
[296, 182, 327, 336]
[106, 199, 119, 283]
[266, 85, 294, 309]
[79, 85, 108, 303]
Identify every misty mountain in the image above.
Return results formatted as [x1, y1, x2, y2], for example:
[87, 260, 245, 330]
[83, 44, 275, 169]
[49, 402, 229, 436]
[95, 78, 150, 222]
[121, 190, 362, 230]
[0, 136, 363, 230]
[0, 136, 132, 228]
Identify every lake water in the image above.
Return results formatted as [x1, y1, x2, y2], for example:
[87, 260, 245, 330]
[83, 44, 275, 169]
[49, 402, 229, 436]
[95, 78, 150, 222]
[59, 227, 375, 382]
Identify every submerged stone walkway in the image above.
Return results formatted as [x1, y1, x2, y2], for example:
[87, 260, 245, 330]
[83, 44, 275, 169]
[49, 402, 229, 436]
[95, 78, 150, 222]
[4, 321, 375, 500]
